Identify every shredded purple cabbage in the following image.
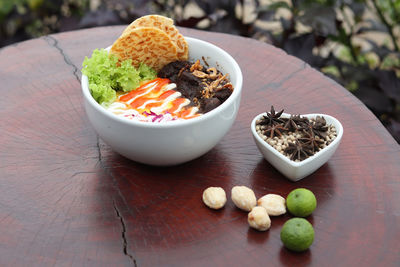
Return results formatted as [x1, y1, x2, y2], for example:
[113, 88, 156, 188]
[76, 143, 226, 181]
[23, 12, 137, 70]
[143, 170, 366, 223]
[121, 110, 180, 122]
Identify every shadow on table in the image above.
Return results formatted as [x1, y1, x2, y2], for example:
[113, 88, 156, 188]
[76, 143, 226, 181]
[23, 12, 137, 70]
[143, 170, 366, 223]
[249, 158, 337, 207]
[279, 246, 312, 266]
[90, 145, 239, 250]
[246, 226, 270, 244]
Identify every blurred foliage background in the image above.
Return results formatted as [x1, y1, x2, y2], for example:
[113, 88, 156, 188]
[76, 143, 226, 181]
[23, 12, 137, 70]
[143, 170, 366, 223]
[1, 0, 399, 142]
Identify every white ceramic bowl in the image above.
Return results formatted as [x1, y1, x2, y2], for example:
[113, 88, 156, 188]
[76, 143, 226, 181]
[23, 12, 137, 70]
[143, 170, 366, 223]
[251, 112, 343, 181]
[82, 37, 242, 166]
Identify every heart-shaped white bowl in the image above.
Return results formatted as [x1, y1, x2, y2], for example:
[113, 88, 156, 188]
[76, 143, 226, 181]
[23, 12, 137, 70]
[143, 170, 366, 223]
[251, 112, 343, 181]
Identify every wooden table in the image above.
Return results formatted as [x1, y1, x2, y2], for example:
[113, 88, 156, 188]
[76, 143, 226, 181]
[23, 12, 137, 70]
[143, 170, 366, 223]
[1, 26, 399, 266]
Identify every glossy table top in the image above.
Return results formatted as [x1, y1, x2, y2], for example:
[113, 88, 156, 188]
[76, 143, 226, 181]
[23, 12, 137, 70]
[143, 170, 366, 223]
[0, 26, 399, 266]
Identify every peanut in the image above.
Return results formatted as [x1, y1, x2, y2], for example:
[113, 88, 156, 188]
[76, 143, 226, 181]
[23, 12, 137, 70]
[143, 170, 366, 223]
[248, 206, 271, 231]
[257, 194, 286, 216]
[231, 186, 257, 211]
[202, 187, 227, 209]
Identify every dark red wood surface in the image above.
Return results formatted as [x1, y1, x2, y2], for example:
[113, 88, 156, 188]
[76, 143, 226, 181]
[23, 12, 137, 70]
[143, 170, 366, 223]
[1, 26, 399, 266]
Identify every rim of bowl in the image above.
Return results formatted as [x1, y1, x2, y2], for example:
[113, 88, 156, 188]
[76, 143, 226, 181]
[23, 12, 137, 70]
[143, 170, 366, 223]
[81, 37, 243, 128]
[251, 112, 344, 167]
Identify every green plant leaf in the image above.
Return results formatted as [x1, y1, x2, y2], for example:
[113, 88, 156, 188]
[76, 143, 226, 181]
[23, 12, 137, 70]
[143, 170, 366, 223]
[0, 0, 14, 17]
[257, 1, 292, 12]
[356, 18, 387, 34]
[376, 70, 400, 102]
[283, 33, 326, 67]
[353, 84, 393, 113]
[27, 0, 44, 10]
[298, 5, 337, 36]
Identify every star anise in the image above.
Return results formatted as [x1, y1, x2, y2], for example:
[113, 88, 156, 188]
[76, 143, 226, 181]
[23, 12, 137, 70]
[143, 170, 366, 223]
[298, 130, 324, 153]
[301, 116, 328, 138]
[259, 106, 285, 126]
[293, 114, 309, 127]
[284, 140, 313, 161]
[312, 116, 329, 138]
[263, 124, 288, 139]
[283, 114, 305, 132]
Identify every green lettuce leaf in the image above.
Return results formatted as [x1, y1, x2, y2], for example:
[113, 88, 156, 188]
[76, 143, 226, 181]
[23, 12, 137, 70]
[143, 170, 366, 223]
[82, 49, 157, 105]
[115, 59, 140, 92]
[138, 62, 157, 80]
[90, 83, 116, 106]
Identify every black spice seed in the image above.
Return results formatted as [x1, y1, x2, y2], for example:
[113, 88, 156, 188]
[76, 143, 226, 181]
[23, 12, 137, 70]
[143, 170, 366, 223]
[256, 108, 337, 162]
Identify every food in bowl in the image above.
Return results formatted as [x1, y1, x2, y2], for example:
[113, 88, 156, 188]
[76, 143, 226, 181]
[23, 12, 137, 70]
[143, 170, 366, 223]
[255, 106, 338, 162]
[80, 15, 242, 166]
[81, 14, 234, 123]
[251, 106, 343, 181]
[158, 59, 233, 113]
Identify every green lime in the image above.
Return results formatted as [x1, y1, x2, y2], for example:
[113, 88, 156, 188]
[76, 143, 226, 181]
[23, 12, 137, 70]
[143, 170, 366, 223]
[286, 188, 317, 217]
[280, 218, 314, 252]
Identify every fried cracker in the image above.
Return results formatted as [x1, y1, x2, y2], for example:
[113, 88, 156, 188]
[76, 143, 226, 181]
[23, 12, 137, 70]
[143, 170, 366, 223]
[122, 15, 188, 60]
[110, 27, 178, 71]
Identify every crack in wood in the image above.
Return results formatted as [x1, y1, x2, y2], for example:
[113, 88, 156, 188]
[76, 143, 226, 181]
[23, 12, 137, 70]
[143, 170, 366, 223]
[113, 200, 137, 266]
[96, 135, 103, 164]
[96, 136, 132, 214]
[96, 136, 138, 265]
[70, 171, 96, 178]
[43, 35, 80, 83]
